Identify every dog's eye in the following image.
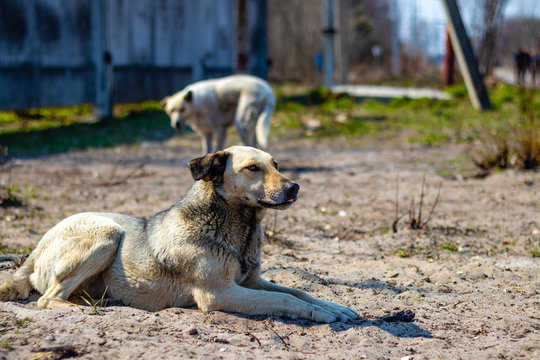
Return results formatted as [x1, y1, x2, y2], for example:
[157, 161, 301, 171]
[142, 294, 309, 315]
[273, 161, 279, 170]
[245, 165, 260, 172]
[179, 107, 185, 113]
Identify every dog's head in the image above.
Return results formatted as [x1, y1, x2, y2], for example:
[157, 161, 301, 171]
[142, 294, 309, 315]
[188, 146, 299, 210]
[161, 89, 195, 132]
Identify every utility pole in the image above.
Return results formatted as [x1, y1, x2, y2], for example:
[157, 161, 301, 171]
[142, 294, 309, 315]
[323, 0, 336, 87]
[442, 0, 492, 110]
[390, 0, 400, 76]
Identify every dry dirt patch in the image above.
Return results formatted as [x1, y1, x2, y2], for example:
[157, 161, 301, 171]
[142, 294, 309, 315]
[1, 138, 539, 359]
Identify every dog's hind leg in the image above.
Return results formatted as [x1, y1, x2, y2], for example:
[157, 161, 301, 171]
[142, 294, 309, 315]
[234, 95, 259, 147]
[31, 214, 123, 309]
[215, 126, 227, 151]
[201, 132, 214, 154]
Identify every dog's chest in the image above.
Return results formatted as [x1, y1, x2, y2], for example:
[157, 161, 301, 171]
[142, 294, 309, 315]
[227, 227, 263, 284]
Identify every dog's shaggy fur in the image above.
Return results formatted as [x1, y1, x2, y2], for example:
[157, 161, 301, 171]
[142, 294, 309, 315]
[0, 146, 358, 323]
[162, 75, 276, 154]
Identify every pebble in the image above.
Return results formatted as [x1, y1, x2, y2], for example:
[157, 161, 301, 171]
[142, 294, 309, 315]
[186, 328, 198, 336]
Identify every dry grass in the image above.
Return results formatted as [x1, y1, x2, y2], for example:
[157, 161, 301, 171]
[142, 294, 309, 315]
[473, 87, 539, 171]
[393, 175, 441, 232]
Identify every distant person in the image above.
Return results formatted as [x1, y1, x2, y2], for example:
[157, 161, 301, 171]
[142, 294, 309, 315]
[514, 48, 531, 86]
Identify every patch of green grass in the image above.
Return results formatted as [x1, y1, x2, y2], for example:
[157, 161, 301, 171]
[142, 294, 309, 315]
[1, 339, 12, 351]
[442, 242, 459, 252]
[490, 84, 517, 107]
[0, 245, 33, 255]
[23, 186, 38, 199]
[81, 287, 109, 315]
[15, 317, 32, 328]
[444, 84, 468, 99]
[0, 101, 174, 156]
[396, 250, 410, 258]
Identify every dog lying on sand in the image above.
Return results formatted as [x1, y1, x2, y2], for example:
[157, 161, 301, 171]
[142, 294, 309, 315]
[0, 146, 358, 323]
[162, 75, 276, 154]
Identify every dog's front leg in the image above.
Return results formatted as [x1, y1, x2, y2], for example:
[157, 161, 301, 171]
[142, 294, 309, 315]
[254, 278, 359, 322]
[193, 284, 341, 323]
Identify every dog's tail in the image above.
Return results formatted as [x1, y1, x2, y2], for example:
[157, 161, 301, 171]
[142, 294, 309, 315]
[0, 253, 36, 301]
[255, 95, 276, 149]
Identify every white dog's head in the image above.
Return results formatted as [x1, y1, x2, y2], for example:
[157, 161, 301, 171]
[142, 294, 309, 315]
[188, 146, 299, 210]
[161, 90, 196, 132]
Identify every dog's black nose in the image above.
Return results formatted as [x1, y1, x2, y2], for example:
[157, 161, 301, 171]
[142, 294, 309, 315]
[286, 182, 300, 198]
[175, 122, 182, 131]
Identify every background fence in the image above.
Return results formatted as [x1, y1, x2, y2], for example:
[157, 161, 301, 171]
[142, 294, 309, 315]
[0, 0, 267, 111]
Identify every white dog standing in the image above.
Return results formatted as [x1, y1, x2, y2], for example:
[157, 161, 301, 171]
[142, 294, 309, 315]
[162, 74, 276, 154]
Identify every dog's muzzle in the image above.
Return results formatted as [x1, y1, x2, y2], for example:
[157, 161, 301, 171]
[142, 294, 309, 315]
[285, 182, 300, 203]
[257, 182, 300, 209]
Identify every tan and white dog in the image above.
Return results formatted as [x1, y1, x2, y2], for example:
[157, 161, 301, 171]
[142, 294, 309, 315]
[162, 75, 276, 154]
[0, 146, 358, 323]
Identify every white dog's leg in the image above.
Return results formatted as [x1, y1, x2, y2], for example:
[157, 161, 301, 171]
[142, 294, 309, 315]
[202, 133, 213, 154]
[234, 96, 258, 147]
[193, 284, 341, 323]
[215, 126, 227, 151]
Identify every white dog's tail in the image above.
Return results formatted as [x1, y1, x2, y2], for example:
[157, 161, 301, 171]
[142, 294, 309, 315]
[0, 253, 36, 301]
[255, 96, 276, 149]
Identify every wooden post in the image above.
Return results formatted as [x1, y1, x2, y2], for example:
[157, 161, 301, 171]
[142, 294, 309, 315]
[441, 0, 492, 110]
[443, 31, 455, 86]
[252, 0, 268, 79]
[93, 0, 113, 119]
[323, 0, 335, 87]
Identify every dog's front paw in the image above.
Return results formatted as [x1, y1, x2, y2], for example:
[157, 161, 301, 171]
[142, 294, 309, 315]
[309, 305, 339, 323]
[325, 302, 360, 322]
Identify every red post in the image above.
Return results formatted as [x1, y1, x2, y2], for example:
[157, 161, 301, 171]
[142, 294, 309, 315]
[443, 31, 455, 86]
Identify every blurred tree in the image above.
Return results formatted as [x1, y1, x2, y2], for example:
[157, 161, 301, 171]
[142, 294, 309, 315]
[475, 0, 508, 77]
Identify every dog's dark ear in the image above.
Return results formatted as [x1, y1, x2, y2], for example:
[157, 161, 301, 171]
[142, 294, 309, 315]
[188, 151, 229, 182]
[160, 96, 169, 109]
[184, 90, 193, 102]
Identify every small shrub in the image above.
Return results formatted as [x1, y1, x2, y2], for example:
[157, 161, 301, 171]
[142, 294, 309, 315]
[442, 242, 458, 252]
[472, 87, 539, 171]
[491, 84, 516, 107]
[445, 84, 468, 99]
[307, 87, 333, 104]
[392, 175, 442, 232]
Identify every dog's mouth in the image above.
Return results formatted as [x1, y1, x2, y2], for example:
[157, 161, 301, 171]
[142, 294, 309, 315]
[257, 197, 297, 209]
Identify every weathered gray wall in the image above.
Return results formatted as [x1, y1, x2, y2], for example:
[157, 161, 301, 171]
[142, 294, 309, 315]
[0, 0, 96, 108]
[0, 0, 241, 109]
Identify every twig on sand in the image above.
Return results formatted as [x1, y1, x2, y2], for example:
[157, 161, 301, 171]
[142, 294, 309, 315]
[98, 162, 154, 187]
[265, 323, 289, 350]
[245, 332, 262, 347]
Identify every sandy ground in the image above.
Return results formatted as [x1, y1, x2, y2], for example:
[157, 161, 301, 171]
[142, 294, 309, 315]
[0, 134, 539, 359]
